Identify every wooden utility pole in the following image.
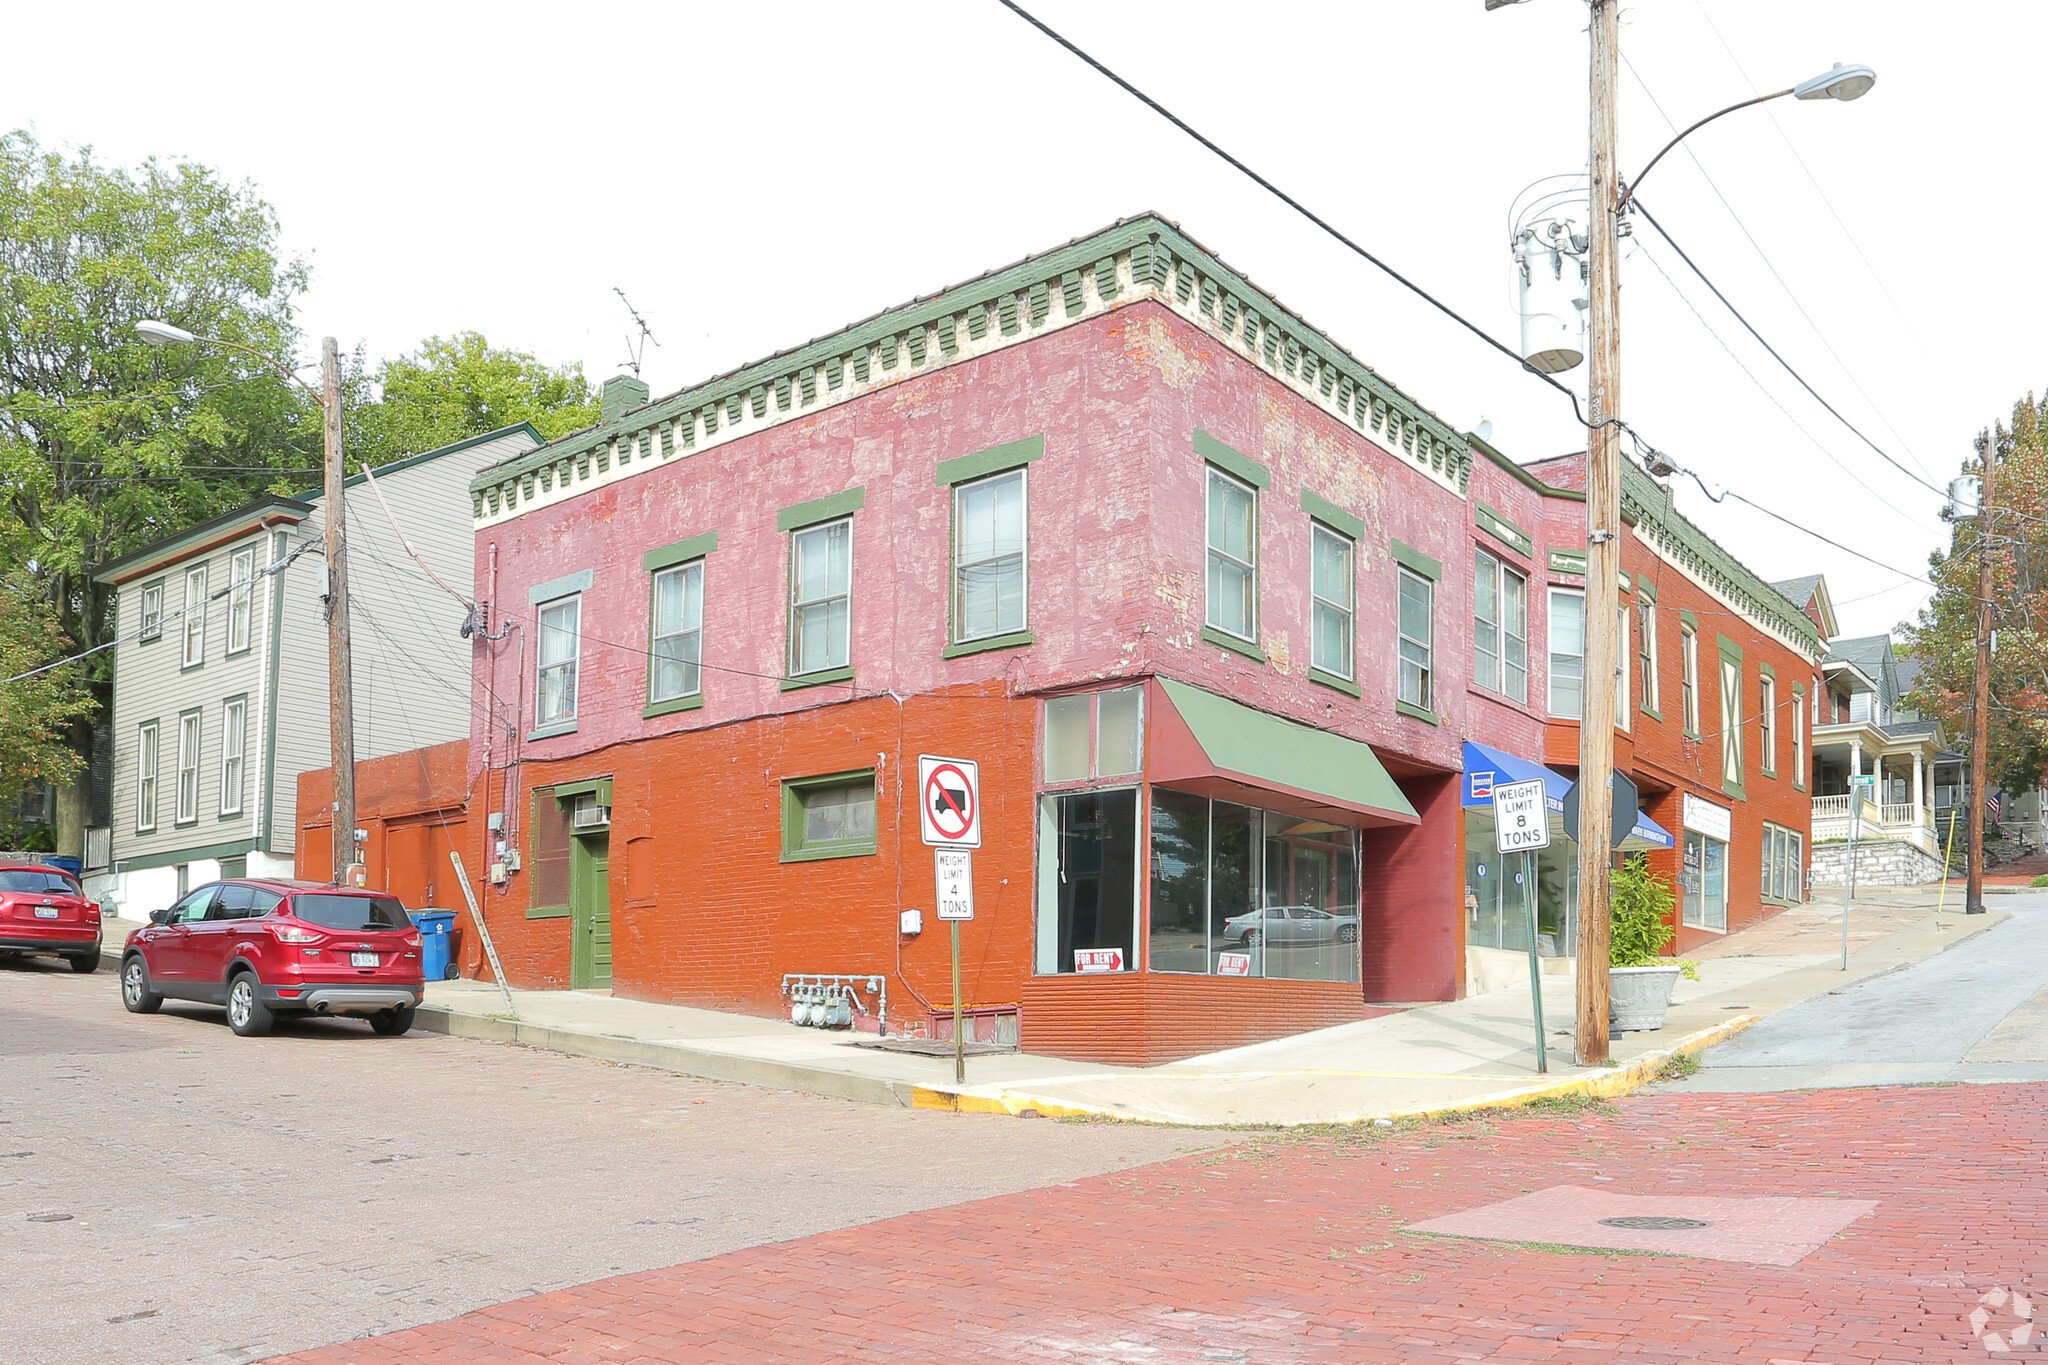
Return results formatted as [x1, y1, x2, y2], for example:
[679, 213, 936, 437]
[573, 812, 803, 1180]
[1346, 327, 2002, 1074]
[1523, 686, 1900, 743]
[1966, 429, 1995, 914]
[321, 336, 359, 883]
[1574, 0, 1623, 1065]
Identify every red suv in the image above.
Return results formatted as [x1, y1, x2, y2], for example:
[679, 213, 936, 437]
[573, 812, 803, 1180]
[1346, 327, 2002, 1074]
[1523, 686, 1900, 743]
[0, 861, 102, 972]
[121, 878, 426, 1037]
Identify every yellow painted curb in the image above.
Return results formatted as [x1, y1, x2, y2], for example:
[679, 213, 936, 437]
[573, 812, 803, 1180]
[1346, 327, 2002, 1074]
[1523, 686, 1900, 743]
[909, 1014, 1759, 1128]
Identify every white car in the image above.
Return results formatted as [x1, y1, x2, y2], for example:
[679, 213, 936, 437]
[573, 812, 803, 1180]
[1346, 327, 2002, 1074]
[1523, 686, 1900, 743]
[1222, 905, 1359, 947]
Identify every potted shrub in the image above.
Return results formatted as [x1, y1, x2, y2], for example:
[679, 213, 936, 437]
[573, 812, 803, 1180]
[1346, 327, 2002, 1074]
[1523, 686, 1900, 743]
[1607, 853, 1696, 1032]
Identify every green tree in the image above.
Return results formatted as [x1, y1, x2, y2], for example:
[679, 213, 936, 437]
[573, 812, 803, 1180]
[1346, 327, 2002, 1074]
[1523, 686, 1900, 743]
[343, 331, 599, 468]
[0, 129, 315, 846]
[1900, 397, 2048, 795]
[0, 574, 98, 803]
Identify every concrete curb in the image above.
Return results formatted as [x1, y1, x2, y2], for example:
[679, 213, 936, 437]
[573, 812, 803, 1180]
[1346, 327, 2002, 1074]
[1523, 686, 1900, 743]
[412, 1004, 917, 1109]
[908, 1014, 1760, 1127]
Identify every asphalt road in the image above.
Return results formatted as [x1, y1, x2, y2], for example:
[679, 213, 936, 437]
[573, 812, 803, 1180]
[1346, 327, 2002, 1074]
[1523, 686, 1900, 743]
[0, 957, 1227, 1365]
[1675, 891, 2048, 1091]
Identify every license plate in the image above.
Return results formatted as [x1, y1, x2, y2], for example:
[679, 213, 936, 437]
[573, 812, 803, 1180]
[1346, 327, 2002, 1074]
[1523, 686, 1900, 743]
[34, 907, 59, 919]
[351, 951, 379, 967]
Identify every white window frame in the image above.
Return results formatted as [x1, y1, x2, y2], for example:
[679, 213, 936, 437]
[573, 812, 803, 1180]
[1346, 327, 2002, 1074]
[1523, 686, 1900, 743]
[1548, 587, 1586, 719]
[1760, 675, 1778, 776]
[1721, 657, 1744, 786]
[953, 468, 1029, 644]
[788, 517, 854, 676]
[227, 548, 254, 655]
[182, 564, 206, 667]
[136, 720, 160, 832]
[139, 582, 164, 641]
[1472, 549, 1528, 704]
[1681, 626, 1700, 733]
[175, 711, 201, 825]
[649, 560, 705, 703]
[1617, 607, 1632, 733]
[1309, 523, 1355, 681]
[219, 698, 246, 816]
[1639, 600, 1659, 714]
[535, 595, 582, 726]
[1793, 685, 1807, 788]
[1204, 467, 1258, 641]
[1396, 566, 1434, 711]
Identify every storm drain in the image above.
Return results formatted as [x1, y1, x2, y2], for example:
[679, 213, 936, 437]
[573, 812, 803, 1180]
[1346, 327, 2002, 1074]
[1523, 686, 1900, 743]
[1598, 1215, 1710, 1231]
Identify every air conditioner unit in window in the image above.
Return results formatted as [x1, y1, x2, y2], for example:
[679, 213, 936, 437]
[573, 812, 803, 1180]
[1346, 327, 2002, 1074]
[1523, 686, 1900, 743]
[572, 793, 609, 829]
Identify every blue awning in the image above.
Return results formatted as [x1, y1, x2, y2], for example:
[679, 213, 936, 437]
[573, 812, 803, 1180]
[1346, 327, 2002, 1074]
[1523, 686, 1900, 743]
[1462, 740, 1676, 851]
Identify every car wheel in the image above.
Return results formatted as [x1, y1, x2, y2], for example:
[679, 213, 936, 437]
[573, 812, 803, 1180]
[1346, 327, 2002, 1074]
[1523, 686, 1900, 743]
[1336, 924, 1358, 944]
[121, 956, 163, 1014]
[1242, 928, 1262, 947]
[226, 973, 274, 1037]
[67, 951, 101, 974]
[369, 1005, 417, 1037]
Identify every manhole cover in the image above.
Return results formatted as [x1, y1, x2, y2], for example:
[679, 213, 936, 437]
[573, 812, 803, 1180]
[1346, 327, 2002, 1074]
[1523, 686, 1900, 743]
[1599, 1215, 1709, 1231]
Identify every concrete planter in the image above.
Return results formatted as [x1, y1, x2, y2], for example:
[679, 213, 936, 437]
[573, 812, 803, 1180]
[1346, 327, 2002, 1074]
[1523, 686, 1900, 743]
[1608, 964, 1683, 1032]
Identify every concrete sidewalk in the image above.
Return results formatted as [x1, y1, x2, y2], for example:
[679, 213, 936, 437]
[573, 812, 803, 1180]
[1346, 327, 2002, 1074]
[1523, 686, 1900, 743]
[414, 887, 2000, 1126]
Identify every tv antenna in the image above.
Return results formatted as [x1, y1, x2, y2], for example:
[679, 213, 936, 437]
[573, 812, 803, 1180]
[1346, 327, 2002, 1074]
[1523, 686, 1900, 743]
[614, 288, 660, 378]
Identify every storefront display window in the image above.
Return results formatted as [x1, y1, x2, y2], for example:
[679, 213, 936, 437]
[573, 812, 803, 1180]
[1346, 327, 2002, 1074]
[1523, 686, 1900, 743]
[1681, 793, 1732, 931]
[1146, 790, 1359, 982]
[1035, 788, 1138, 974]
[1463, 809, 1578, 956]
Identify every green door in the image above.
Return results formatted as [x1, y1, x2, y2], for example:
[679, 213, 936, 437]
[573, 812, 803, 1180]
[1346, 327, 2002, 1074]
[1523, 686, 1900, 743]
[570, 834, 613, 989]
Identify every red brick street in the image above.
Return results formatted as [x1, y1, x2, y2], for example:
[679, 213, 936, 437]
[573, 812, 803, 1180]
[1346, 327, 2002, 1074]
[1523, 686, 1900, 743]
[280, 1084, 2043, 1364]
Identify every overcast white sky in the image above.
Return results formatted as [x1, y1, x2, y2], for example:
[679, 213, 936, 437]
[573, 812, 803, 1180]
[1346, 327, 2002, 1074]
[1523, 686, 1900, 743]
[9, 2, 2041, 639]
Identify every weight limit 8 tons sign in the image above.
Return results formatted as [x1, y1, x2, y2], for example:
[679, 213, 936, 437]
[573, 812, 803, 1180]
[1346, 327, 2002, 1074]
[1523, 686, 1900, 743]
[918, 755, 981, 848]
[1491, 777, 1551, 853]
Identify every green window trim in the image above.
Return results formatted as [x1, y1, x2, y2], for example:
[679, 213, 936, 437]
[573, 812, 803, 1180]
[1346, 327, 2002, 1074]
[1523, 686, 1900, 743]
[1548, 549, 1587, 576]
[135, 716, 162, 834]
[1717, 634, 1744, 665]
[527, 719, 578, 741]
[1193, 429, 1270, 490]
[935, 434, 1043, 487]
[1640, 707, 1664, 723]
[217, 691, 250, 821]
[776, 486, 865, 533]
[137, 577, 167, 643]
[1299, 489, 1365, 541]
[1758, 660, 1776, 679]
[1636, 578, 1657, 603]
[642, 531, 719, 572]
[1722, 779, 1747, 803]
[1395, 699, 1438, 725]
[1308, 667, 1361, 698]
[1200, 624, 1267, 662]
[943, 629, 1035, 660]
[1618, 571, 1633, 593]
[644, 694, 705, 719]
[526, 905, 573, 920]
[550, 777, 614, 805]
[1473, 502, 1533, 558]
[110, 838, 259, 874]
[1389, 539, 1442, 581]
[780, 768, 879, 863]
[528, 568, 592, 605]
[1679, 608, 1700, 630]
[172, 706, 203, 828]
[781, 664, 854, 692]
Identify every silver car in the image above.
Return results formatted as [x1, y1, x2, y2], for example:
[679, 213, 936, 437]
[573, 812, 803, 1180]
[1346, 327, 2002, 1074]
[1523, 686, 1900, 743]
[1223, 905, 1360, 947]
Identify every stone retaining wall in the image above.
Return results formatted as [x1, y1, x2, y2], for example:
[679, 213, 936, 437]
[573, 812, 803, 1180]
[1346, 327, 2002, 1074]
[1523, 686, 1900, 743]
[1810, 839, 1948, 889]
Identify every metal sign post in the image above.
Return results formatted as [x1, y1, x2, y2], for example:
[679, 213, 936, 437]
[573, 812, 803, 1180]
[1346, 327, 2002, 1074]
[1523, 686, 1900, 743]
[934, 847, 974, 1083]
[1843, 774, 1875, 970]
[1491, 777, 1551, 1074]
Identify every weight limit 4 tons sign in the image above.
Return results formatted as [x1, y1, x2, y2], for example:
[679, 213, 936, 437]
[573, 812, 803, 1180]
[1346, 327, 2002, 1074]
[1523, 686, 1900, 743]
[918, 755, 981, 848]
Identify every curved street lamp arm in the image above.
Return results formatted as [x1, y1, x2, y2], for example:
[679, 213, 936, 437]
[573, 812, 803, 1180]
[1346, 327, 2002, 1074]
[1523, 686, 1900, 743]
[189, 333, 326, 405]
[1618, 87, 1793, 210]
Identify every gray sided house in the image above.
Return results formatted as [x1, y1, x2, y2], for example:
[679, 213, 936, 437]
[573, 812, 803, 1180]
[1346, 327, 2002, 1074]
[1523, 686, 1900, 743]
[88, 424, 541, 916]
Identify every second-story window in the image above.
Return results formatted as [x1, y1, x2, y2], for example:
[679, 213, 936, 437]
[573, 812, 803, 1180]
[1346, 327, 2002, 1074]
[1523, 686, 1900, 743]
[1205, 468, 1257, 640]
[1616, 607, 1632, 732]
[139, 582, 164, 641]
[1639, 599, 1660, 713]
[1760, 675, 1778, 775]
[536, 596, 581, 726]
[955, 469, 1026, 642]
[649, 561, 704, 703]
[136, 720, 159, 832]
[1310, 524, 1355, 680]
[220, 698, 246, 816]
[182, 564, 206, 667]
[1681, 625, 1700, 732]
[1397, 567, 1433, 711]
[1473, 549, 1527, 703]
[1793, 686, 1807, 785]
[789, 518, 852, 676]
[1721, 658, 1744, 785]
[1548, 588, 1585, 719]
[176, 710, 201, 824]
[228, 548, 254, 654]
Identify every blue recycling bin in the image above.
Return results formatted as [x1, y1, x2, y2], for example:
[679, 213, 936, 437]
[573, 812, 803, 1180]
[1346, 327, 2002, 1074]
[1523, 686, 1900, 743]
[410, 911, 458, 981]
[47, 856, 83, 879]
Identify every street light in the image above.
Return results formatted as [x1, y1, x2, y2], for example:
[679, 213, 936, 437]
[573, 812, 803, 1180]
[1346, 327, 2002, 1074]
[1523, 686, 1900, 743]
[1486, 0, 1877, 1066]
[134, 320, 360, 887]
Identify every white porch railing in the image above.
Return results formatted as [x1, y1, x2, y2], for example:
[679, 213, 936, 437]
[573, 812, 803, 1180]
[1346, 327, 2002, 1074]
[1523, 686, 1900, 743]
[1881, 803, 1923, 827]
[1811, 795, 1937, 855]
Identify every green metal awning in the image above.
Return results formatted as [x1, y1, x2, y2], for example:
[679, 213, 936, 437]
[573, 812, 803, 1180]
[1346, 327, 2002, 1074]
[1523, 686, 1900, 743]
[1154, 678, 1419, 826]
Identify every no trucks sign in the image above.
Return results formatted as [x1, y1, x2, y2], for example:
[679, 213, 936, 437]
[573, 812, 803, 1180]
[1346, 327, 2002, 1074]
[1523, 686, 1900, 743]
[918, 755, 981, 848]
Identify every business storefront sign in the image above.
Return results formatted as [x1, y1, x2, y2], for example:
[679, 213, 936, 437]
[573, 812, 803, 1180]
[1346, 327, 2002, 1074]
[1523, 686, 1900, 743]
[1683, 793, 1733, 842]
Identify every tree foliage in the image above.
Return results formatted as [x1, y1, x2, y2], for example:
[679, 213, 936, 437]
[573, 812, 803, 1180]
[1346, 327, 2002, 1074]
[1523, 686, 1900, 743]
[341, 332, 599, 469]
[1900, 395, 2048, 794]
[0, 576, 97, 797]
[1608, 852, 1677, 968]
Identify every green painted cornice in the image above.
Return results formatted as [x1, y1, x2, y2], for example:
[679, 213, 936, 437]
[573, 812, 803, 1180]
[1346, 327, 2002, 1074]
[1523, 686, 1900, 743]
[472, 213, 1477, 521]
